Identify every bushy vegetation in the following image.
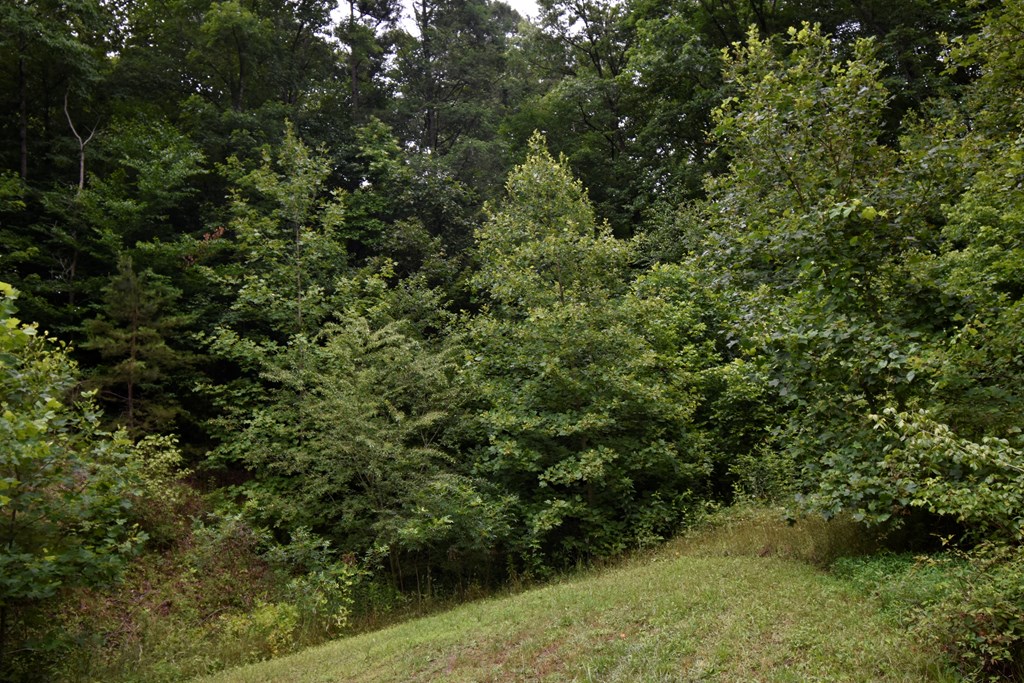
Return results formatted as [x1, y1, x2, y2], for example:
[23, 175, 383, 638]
[836, 545, 1024, 681]
[2, 0, 1024, 679]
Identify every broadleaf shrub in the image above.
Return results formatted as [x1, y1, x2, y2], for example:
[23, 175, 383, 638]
[917, 544, 1024, 680]
[873, 408, 1024, 541]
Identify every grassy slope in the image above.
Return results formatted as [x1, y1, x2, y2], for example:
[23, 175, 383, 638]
[203, 514, 956, 683]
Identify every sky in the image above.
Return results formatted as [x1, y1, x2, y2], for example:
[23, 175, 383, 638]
[333, 0, 541, 39]
[499, 0, 540, 20]
[400, 0, 541, 28]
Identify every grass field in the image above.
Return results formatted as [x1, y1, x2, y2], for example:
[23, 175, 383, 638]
[201, 510, 957, 682]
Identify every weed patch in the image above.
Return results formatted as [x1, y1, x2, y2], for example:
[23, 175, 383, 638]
[670, 505, 881, 566]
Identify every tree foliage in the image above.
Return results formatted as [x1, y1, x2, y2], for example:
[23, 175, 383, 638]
[468, 137, 721, 569]
[82, 255, 194, 436]
[3, 0, 1024, 676]
[0, 283, 143, 672]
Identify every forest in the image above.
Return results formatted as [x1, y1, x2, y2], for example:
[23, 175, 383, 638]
[1, 0, 1023, 679]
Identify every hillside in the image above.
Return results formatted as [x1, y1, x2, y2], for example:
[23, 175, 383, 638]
[202, 526, 954, 683]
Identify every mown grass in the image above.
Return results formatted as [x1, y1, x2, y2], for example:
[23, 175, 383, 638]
[202, 508, 957, 682]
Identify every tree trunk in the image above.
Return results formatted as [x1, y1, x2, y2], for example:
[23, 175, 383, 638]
[64, 91, 96, 194]
[127, 284, 139, 431]
[428, 107, 440, 150]
[18, 56, 28, 180]
[348, 0, 361, 115]
[234, 33, 247, 112]
[67, 247, 78, 308]
[0, 603, 7, 675]
[415, 0, 439, 151]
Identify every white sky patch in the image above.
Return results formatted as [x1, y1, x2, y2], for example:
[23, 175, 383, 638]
[397, 0, 541, 33]
[332, 0, 541, 40]
[497, 0, 540, 21]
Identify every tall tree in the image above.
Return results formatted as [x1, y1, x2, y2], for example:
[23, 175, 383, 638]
[507, 0, 638, 231]
[82, 255, 194, 436]
[468, 136, 719, 569]
[198, 124, 349, 455]
[678, 25, 927, 522]
[212, 123, 347, 341]
[393, 0, 521, 169]
[218, 308, 504, 590]
[0, 0, 111, 182]
[916, 0, 1024, 449]
[623, 0, 728, 207]
[336, 0, 403, 121]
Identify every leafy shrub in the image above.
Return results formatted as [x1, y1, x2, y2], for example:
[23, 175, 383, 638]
[834, 545, 1024, 680]
[874, 408, 1023, 541]
[42, 511, 368, 681]
[469, 142, 728, 571]
[261, 526, 337, 573]
[286, 561, 361, 635]
[729, 443, 797, 504]
[219, 601, 300, 661]
[792, 405, 1024, 543]
[187, 512, 274, 586]
[123, 434, 196, 547]
[0, 283, 146, 678]
[919, 544, 1024, 680]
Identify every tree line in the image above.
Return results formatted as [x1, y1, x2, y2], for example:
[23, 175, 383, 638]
[1, 0, 1023, 678]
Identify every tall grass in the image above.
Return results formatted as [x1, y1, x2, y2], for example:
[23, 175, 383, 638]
[669, 505, 882, 566]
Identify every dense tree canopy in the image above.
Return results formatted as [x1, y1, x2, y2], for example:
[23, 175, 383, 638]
[3, 0, 1024, 678]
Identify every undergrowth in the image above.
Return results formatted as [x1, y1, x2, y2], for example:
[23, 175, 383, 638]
[669, 504, 882, 567]
[16, 502, 1023, 681]
[13, 492, 365, 683]
[834, 546, 1024, 682]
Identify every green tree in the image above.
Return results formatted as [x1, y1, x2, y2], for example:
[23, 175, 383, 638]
[0, 0, 112, 181]
[679, 25, 938, 524]
[336, 0, 403, 121]
[624, 0, 728, 209]
[849, 0, 1024, 541]
[472, 134, 630, 309]
[194, 124, 350, 462]
[82, 255, 194, 436]
[394, 0, 520, 155]
[504, 0, 640, 232]
[210, 262, 506, 590]
[85, 116, 206, 247]
[468, 136, 719, 569]
[342, 118, 471, 275]
[238, 319, 501, 585]
[0, 283, 143, 675]
[213, 123, 348, 341]
[108, 0, 345, 170]
[680, 15, 1024, 534]
[388, 0, 524, 210]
